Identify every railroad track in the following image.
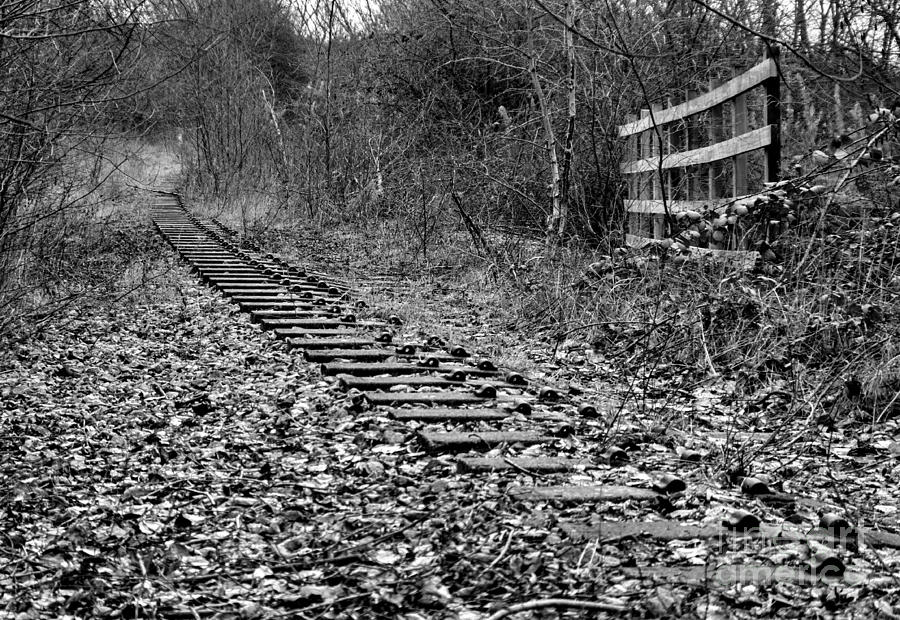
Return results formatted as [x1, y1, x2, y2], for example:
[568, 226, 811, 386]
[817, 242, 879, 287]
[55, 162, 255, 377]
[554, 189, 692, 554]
[151, 191, 899, 607]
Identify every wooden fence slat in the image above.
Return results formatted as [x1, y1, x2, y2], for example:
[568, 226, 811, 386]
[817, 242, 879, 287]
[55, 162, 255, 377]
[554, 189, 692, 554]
[625, 234, 758, 267]
[639, 109, 652, 235]
[651, 102, 663, 201]
[732, 91, 749, 249]
[731, 94, 749, 196]
[708, 78, 723, 202]
[618, 58, 778, 136]
[620, 125, 774, 174]
[666, 96, 680, 201]
[624, 197, 749, 214]
[685, 89, 697, 201]
[625, 111, 638, 232]
[649, 102, 666, 238]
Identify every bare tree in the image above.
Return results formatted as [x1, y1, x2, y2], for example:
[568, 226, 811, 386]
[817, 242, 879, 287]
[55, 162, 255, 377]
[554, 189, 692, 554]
[0, 1, 147, 319]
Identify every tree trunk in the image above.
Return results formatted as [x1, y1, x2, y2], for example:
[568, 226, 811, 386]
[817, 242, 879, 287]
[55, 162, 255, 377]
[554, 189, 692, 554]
[261, 87, 288, 182]
[760, 0, 778, 40]
[527, 3, 563, 244]
[793, 0, 809, 48]
[830, 0, 841, 50]
[323, 0, 336, 198]
[555, 0, 576, 241]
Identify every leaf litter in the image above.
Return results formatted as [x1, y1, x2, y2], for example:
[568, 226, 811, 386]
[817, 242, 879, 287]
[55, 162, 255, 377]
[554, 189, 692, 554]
[2, 248, 900, 618]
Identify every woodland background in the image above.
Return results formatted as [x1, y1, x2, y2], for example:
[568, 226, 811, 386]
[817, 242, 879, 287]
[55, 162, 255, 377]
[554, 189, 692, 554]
[2, 0, 900, 404]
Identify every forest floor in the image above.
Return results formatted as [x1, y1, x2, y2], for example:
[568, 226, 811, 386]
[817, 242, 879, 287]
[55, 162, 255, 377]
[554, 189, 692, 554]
[2, 188, 900, 619]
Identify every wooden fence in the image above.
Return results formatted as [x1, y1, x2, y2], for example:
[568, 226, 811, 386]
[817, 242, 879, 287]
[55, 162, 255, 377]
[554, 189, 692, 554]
[619, 48, 781, 258]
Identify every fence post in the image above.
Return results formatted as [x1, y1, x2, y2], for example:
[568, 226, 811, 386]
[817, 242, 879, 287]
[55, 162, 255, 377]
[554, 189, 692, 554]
[666, 96, 681, 203]
[707, 80, 725, 249]
[651, 102, 666, 239]
[732, 86, 749, 249]
[763, 46, 781, 183]
[640, 109, 652, 236]
[651, 102, 663, 202]
[625, 113, 637, 238]
[684, 88, 698, 203]
[707, 79, 722, 201]
[731, 94, 749, 197]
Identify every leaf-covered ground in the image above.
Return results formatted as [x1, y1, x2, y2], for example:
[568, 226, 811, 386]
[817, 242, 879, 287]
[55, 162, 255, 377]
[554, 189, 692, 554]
[3, 216, 900, 619]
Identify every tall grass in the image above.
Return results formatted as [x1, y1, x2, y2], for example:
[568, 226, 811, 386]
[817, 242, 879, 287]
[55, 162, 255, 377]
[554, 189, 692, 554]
[0, 135, 184, 338]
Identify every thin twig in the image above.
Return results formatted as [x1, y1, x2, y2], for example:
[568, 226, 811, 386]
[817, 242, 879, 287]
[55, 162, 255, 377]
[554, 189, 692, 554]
[272, 593, 370, 618]
[502, 457, 550, 479]
[476, 528, 515, 579]
[486, 598, 627, 620]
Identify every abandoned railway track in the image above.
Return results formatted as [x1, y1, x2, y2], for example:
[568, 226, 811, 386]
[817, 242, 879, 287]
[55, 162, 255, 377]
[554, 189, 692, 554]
[150, 191, 900, 614]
